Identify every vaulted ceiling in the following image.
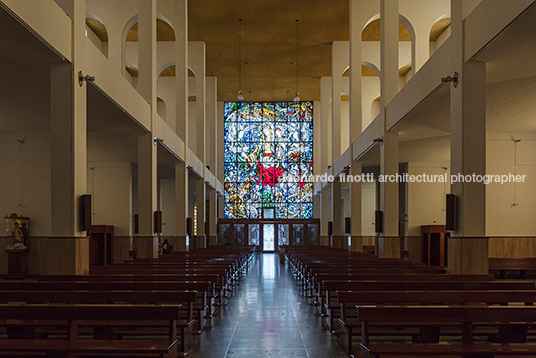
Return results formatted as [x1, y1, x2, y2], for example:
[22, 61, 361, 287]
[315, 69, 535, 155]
[188, 0, 350, 102]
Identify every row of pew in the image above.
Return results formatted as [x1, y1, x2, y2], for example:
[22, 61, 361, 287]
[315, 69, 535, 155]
[0, 245, 256, 358]
[286, 246, 536, 357]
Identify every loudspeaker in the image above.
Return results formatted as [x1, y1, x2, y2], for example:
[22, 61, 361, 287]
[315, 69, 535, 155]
[134, 214, 139, 234]
[154, 211, 162, 234]
[80, 195, 92, 231]
[375, 210, 383, 234]
[186, 218, 193, 236]
[205, 221, 209, 236]
[446, 194, 457, 231]
[328, 221, 333, 236]
[344, 217, 351, 234]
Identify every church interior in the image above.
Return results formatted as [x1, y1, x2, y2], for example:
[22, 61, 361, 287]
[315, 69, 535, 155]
[2, 0, 536, 357]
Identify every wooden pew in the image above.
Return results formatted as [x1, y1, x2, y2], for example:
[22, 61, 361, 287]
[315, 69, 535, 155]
[0, 281, 212, 334]
[337, 290, 536, 356]
[312, 273, 493, 306]
[489, 257, 536, 279]
[0, 304, 181, 358]
[322, 280, 535, 331]
[0, 290, 197, 354]
[357, 306, 536, 358]
[38, 274, 221, 316]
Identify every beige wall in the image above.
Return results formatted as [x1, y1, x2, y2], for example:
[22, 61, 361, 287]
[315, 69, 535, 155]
[0, 135, 51, 237]
[407, 164, 450, 236]
[486, 138, 536, 237]
[87, 162, 133, 237]
[362, 180, 376, 236]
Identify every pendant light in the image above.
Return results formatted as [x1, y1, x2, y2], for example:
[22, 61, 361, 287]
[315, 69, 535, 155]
[293, 19, 300, 102]
[237, 19, 245, 101]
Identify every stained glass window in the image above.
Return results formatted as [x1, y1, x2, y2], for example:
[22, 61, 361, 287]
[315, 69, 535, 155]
[224, 101, 313, 219]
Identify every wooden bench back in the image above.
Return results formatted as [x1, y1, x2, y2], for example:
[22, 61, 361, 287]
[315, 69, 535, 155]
[338, 290, 536, 305]
[324, 280, 535, 292]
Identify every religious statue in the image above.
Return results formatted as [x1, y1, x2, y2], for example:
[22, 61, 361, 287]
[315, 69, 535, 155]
[5, 213, 29, 250]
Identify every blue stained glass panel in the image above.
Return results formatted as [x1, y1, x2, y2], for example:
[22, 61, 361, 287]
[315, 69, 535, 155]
[224, 101, 313, 218]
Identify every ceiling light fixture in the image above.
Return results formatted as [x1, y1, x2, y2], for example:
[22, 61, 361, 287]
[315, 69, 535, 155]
[293, 19, 300, 102]
[237, 19, 245, 101]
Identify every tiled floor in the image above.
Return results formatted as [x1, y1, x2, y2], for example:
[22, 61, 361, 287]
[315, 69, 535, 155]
[188, 253, 348, 358]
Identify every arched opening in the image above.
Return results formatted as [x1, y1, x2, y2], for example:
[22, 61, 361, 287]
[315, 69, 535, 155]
[86, 13, 108, 58]
[429, 15, 451, 56]
[122, 15, 175, 83]
[361, 15, 414, 87]
[361, 63, 381, 127]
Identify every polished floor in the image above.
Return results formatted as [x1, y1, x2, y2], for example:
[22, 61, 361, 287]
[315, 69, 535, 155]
[188, 253, 348, 358]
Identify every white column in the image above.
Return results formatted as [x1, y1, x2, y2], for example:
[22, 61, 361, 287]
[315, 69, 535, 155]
[350, 0, 364, 252]
[350, 163, 363, 251]
[320, 76, 332, 174]
[175, 0, 188, 142]
[448, 0, 487, 274]
[331, 41, 349, 160]
[378, 0, 400, 258]
[349, 0, 363, 142]
[206, 77, 217, 173]
[189, 41, 206, 163]
[136, 0, 158, 258]
[174, 162, 188, 251]
[195, 177, 206, 248]
[208, 187, 217, 246]
[172, 0, 189, 252]
[320, 187, 330, 246]
[48, 0, 88, 275]
[332, 177, 343, 248]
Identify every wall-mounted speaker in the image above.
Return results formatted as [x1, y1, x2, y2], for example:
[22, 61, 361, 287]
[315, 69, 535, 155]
[344, 217, 351, 234]
[80, 195, 92, 231]
[205, 221, 209, 236]
[375, 210, 383, 234]
[134, 214, 139, 234]
[446, 194, 457, 231]
[186, 218, 193, 236]
[328, 221, 333, 236]
[154, 211, 162, 234]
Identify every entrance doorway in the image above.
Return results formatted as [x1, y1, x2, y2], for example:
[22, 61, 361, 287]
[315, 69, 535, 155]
[263, 224, 275, 251]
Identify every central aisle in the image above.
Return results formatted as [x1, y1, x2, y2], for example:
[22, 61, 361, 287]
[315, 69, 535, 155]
[188, 253, 348, 358]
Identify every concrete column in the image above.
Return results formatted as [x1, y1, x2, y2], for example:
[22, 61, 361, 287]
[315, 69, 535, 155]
[134, 0, 158, 258]
[313, 100, 321, 177]
[414, 29, 429, 72]
[448, 0, 487, 274]
[137, 134, 158, 258]
[320, 77, 332, 173]
[349, 0, 364, 253]
[320, 187, 330, 246]
[195, 177, 206, 249]
[217, 101, 225, 183]
[138, 0, 157, 106]
[332, 177, 344, 249]
[206, 77, 217, 174]
[48, 0, 88, 274]
[350, 163, 363, 252]
[189, 41, 206, 163]
[380, 0, 399, 107]
[174, 162, 189, 251]
[331, 42, 349, 160]
[208, 187, 217, 246]
[378, 132, 400, 258]
[377, 0, 400, 259]
[108, 28, 122, 71]
[349, 0, 363, 141]
[174, 0, 188, 142]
